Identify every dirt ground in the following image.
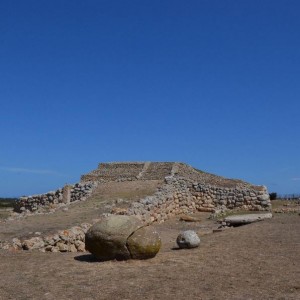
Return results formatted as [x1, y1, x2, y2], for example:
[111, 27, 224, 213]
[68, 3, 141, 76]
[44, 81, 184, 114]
[0, 191, 299, 299]
[0, 181, 162, 241]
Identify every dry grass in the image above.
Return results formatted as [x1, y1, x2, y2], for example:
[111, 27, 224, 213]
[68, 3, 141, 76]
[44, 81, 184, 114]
[1, 187, 299, 299]
[0, 213, 299, 300]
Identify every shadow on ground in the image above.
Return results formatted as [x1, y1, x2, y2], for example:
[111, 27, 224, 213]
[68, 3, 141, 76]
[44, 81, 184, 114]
[74, 254, 100, 263]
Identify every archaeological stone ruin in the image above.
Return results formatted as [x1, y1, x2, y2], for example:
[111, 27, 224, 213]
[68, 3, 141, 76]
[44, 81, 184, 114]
[14, 162, 271, 218]
[80, 162, 271, 223]
[1, 162, 271, 253]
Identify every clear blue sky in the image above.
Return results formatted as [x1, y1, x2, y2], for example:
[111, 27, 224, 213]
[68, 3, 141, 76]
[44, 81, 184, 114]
[1, 0, 299, 197]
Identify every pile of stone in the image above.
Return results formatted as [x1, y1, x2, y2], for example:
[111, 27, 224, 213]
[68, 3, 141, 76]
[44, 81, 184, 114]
[14, 182, 97, 213]
[3, 223, 92, 252]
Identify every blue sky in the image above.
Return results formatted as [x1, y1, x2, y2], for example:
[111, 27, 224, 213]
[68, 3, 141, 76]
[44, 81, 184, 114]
[1, 0, 299, 197]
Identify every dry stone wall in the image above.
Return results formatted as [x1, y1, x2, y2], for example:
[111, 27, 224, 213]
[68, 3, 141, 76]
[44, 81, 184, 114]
[14, 182, 97, 213]
[81, 162, 271, 222]
[123, 176, 271, 223]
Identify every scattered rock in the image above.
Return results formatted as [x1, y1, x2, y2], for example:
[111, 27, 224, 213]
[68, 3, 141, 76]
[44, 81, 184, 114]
[69, 244, 77, 253]
[11, 238, 22, 250]
[176, 230, 200, 249]
[56, 242, 68, 252]
[75, 240, 85, 252]
[22, 237, 45, 250]
[274, 208, 300, 214]
[179, 214, 201, 222]
[111, 207, 128, 215]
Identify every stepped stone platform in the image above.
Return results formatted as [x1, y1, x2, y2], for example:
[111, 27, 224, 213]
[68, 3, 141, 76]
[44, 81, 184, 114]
[12, 162, 270, 218]
[81, 162, 174, 182]
[1, 162, 271, 253]
[80, 161, 271, 223]
[81, 162, 263, 191]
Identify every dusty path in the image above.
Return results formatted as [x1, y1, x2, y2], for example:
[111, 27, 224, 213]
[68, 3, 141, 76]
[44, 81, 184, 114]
[0, 213, 299, 300]
[0, 181, 161, 241]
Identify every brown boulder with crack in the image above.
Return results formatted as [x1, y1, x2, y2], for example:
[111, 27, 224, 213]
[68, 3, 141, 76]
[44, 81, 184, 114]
[85, 215, 161, 260]
[126, 226, 161, 259]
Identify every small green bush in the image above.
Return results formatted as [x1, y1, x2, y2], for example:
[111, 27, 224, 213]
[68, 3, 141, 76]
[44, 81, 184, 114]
[0, 198, 17, 208]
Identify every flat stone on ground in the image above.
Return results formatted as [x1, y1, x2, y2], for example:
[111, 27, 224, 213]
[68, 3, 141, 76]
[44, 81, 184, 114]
[224, 213, 272, 226]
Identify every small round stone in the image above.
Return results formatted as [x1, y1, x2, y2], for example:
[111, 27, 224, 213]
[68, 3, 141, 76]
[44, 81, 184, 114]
[176, 230, 200, 249]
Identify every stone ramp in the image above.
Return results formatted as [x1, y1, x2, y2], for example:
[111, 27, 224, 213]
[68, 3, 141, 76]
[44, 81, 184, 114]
[140, 162, 174, 180]
[136, 161, 151, 179]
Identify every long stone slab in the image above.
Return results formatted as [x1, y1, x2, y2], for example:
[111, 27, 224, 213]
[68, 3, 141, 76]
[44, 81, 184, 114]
[224, 213, 272, 225]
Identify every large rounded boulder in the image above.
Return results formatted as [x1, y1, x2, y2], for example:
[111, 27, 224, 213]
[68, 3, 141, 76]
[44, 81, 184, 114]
[85, 215, 161, 260]
[127, 226, 161, 259]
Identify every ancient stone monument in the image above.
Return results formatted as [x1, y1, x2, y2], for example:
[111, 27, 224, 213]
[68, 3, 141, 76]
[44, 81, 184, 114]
[81, 162, 271, 223]
[15, 162, 271, 216]
[5, 161, 272, 253]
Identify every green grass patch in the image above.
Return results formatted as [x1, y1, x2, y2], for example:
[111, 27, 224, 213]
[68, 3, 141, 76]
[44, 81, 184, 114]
[0, 198, 17, 208]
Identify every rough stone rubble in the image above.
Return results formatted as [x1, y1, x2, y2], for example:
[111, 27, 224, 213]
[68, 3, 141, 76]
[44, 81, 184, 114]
[13, 182, 97, 213]
[1, 223, 92, 253]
